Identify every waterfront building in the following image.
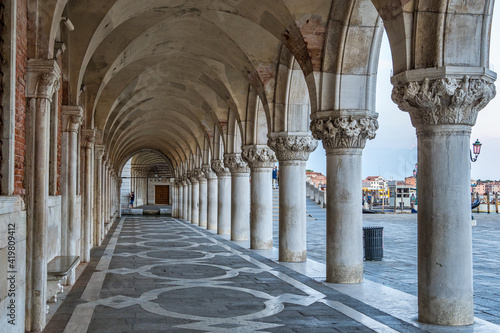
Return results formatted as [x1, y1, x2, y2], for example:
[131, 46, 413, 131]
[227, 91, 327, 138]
[0, 1, 497, 331]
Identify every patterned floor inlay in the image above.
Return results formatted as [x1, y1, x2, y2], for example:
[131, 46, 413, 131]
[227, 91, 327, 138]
[44, 216, 424, 333]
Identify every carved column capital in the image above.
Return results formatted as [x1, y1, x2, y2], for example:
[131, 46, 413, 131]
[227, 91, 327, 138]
[241, 145, 277, 168]
[62, 106, 83, 132]
[193, 168, 206, 182]
[224, 154, 250, 174]
[95, 145, 105, 160]
[202, 164, 217, 179]
[267, 134, 318, 161]
[81, 129, 96, 149]
[310, 114, 379, 149]
[26, 59, 61, 101]
[190, 169, 201, 184]
[391, 74, 496, 127]
[211, 159, 231, 177]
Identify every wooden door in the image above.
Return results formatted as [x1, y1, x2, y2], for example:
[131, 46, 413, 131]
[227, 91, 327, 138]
[155, 185, 170, 205]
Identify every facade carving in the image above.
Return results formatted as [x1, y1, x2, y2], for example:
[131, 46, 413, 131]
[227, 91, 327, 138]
[26, 60, 61, 101]
[310, 116, 379, 149]
[267, 135, 318, 161]
[81, 130, 96, 149]
[224, 154, 250, 173]
[392, 76, 496, 127]
[211, 159, 230, 177]
[191, 169, 203, 183]
[202, 164, 216, 179]
[241, 146, 277, 168]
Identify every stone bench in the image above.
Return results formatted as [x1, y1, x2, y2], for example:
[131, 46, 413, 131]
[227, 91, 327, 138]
[46, 256, 80, 303]
[121, 208, 143, 215]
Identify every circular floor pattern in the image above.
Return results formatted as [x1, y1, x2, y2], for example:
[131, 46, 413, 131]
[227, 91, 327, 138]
[150, 263, 228, 279]
[155, 286, 267, 318]
[147, 249, 206, 260]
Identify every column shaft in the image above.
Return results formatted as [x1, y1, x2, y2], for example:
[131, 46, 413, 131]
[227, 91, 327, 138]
[279, 160, 307, 261]
[326, 149, 363, 283]
[191, 180, 200, 224]
[207, 178, 218, 230]
[83, 142, 93, 262]
[418, 125, 473, 325]
[217, 176, 231, 235]
[230, 173, 250, 240]
[250, 168, 273, 249]
[199, 179, 208, 227]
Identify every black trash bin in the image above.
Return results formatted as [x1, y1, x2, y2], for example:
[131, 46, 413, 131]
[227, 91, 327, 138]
[363, 227, 383, 261]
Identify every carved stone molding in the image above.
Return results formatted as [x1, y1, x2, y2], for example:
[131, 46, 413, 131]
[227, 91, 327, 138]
[267, 135, 318, 161]
[391, 76, 496, 127]
[26, 59, 61, 101]
[241, 146, 277, 169]
[81, 129, 96, 149]
[224, 154, 250, 174]
[194, 168, 207, 182]
[62, 106, 83, 133]
[310, 115, 378, 149]
[202, 164, 217, 179]
[190, 169, 203, 183]
[94, 145, 105, 160]
[211, 159, 230, 177]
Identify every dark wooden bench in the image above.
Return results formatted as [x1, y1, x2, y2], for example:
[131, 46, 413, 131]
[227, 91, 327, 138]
[47, 256, 80, 303]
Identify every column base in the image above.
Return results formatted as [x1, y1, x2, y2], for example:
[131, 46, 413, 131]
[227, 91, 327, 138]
[279, 248, 306, 262]
[326, 264, 363, 284]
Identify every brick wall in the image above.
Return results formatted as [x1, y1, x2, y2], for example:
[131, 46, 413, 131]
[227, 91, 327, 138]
[14, 0, 27, 195]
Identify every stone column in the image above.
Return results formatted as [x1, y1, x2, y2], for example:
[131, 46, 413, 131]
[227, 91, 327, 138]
[26, 59, 60, 331]
[242, 146, 277, 249]
[197, 170, 208, 228]
[81, 130, 95, 263]
[224, 154, 251, 241]
[190, 171, 200, 225]
[311, 113, 378, 283]
[211, 160, 231, 235]
[392, 70, 496, 325]
[117, 178, 122, 218]
[94, 146, 104, 245]
[183, 178, 189, 220]
[62, 106, 83, 284]
[178, 180, 184, 218]
[186, 176, 192, 222]
[203, 164, 218, 230]
[268, 134, 317, 262]
[171, 181, 177, 217]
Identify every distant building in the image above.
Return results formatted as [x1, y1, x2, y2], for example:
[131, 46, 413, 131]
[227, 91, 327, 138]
[306, 171, 326, 189]
[405, 176, 416, 186]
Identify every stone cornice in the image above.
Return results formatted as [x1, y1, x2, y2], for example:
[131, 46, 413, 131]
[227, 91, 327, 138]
[81, 129, 96, 149]
[62, 106, 83, 132]
[241, 145, 277, 168]
[202, 164, 217, 179]
[391, 71, 496, 127]
[26, 59, 61, 101]
[94, 145, 105, 160]
[310, 114, 378, 149]
[194, 168, 207, 182]
[267, 134, 318, 161]
[224, 154, 250, 174]
[211, 159, 230, 177]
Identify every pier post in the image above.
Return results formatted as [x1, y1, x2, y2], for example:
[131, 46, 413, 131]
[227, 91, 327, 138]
[225, 154, 251, 241]
[212, 160, 231, 235]
[392, 70, 495, 325]
[268, 133, 317, 262]
[311, 113, 378, 282]
[242, 145, 277, 249]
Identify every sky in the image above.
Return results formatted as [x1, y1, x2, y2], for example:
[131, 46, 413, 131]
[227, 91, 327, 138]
[307, 7, 500, 181]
